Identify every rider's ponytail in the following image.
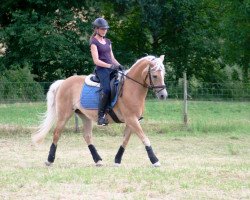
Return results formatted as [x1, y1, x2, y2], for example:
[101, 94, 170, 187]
[89, 30, 97, 45]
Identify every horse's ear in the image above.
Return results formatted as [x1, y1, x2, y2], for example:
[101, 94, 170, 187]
[160, 55, 165, 62]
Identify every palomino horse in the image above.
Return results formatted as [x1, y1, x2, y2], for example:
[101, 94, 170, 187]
[32, 55, 168, 167]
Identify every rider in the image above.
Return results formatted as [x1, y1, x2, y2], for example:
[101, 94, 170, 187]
[90, 17, 122, 126]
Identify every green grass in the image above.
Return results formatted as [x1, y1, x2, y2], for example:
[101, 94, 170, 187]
[0, 102, 45, 127]
[0, 100, 249, 199]
[0, 100, 249, 135]
[144, 100, 250, 135]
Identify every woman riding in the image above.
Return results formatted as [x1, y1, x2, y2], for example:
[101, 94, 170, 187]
[90, 17, 122, 126]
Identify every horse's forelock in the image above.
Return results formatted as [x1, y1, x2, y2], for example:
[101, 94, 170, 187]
[148, 57, 165, 72]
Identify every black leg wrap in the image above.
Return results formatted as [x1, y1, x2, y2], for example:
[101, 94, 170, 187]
[145, 146, 159, 164]
[48, 143, 57, 163]
[88, 144, 102, 163]
[115, 146, 125, 164]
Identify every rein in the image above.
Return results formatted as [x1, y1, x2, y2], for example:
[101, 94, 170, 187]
[118, 67, 166, 92]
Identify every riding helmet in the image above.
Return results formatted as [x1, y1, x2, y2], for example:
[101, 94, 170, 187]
[92, 18, 109, 29]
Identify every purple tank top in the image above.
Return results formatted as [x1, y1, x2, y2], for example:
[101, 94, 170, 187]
[90, 37, 113, 69]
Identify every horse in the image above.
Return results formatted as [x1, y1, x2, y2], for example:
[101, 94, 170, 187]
[32, 55, 168, 167]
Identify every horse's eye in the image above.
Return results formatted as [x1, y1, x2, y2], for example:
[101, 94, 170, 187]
[153, 75, 157, 79]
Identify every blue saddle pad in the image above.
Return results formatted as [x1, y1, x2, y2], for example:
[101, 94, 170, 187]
[80, 84, 118, 110]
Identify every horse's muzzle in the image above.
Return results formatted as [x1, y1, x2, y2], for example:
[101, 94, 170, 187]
[156, 89, 168, 100]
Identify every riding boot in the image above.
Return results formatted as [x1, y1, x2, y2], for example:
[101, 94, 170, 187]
[97, 92, 109, 126]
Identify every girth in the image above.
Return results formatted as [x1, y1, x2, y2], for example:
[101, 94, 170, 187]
[107, 109, 123, 123]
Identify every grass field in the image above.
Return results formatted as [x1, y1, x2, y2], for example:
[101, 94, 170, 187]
[0, 100, 249, 199]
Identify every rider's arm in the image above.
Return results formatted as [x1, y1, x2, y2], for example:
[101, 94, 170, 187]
[90, 44, 112, 68]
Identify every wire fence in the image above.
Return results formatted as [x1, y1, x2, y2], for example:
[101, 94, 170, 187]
[149, 81, 250, 101]
[0, 80, 249, 131]
[0, 81, 250, 103]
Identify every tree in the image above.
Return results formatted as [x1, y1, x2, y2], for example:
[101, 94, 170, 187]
[0, 0, 100, 82]
[1, 0, 247, 84]
[105, 0, 222, 82]
[221, 0, 250, 83]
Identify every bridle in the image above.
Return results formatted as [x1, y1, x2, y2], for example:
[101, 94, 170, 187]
[144, 66, 166, 92]
[118, 65, 166, 93]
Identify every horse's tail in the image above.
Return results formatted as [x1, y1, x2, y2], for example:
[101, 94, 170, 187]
[32, 80, 64, 145]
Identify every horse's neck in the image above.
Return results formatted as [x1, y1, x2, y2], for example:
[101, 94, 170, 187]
[125, 59, 150, 100]
[128, 59, 150, 82]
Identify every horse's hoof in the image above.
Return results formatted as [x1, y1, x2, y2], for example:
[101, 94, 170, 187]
[153, 161, 161, 167]
[114, 163, 121, 167]
[45, 161, 53, 166]
[95, 160, 103, 167]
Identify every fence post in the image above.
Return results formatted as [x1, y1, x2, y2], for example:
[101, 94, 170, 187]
[183, 72, 188, 125]
[74, 73, 80, 133]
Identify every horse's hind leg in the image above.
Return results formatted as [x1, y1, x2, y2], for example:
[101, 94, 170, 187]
[45, 111, 73, 166]
[114, 125, 132, 166]
[80, 115, 103, 166]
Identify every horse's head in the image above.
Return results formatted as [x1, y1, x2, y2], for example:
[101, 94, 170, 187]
[144, 55, 168, 100]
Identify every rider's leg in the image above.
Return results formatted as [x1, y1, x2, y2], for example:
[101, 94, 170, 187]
[95, 68, 112, 125]
[97, 91, 109, 125]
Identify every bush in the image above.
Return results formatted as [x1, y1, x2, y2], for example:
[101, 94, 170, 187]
[0, 67, 45, 102]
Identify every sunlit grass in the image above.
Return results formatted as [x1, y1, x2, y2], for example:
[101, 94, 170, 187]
[0, 131, 249, 199]
[0, 100, 249, 199]
[0, 100, 249, 136]
[144, 100, 250, 135]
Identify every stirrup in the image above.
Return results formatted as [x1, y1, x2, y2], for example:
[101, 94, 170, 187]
[97, 116, 108, 126]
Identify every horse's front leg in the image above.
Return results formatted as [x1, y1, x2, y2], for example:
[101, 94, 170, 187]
[82, 117, 103, 166]
[114, 125, 132, 166]
[126, 117, 160, 167]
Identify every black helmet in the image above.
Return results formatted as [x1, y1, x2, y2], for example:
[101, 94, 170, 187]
[92, 18, 109, 29]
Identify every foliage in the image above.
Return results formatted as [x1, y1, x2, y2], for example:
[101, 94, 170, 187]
[0, 0, 99, 82]
[0, 67, 44, 101]
[105, 0, 223, 82]
[0, 0, 249, 84]
[221, 0, 250, 83]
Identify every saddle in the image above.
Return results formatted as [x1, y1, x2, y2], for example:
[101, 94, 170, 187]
[81, 70, 124, 123]
[89, 70, 120, 102]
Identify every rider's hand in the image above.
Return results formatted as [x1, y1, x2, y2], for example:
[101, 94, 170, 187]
[110, 64, 124, 71]
[110, 64, 118, 70]
[117, 65, 125, 70]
